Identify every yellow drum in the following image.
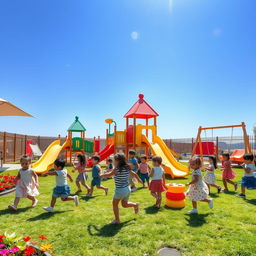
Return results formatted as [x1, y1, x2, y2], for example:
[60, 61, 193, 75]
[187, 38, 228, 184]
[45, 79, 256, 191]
[166, 183, 185, 193]
[166, 198, 185, 209]
[165, 183, 186, 209]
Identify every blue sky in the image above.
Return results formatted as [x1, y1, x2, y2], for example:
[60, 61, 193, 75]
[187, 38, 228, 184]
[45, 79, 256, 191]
[0, 0, 255, 139]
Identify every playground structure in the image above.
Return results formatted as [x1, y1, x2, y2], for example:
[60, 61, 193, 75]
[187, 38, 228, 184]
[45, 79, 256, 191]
[32, 94, 188, 178]
[32, 116, 100, 173]
[192, 123, 252, 164]
[99, 94, 189, 178]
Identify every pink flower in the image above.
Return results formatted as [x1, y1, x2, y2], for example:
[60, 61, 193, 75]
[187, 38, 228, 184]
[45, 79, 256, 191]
[0, 249, 9, 256]
[9, 247, 19, 253]
[0, 245, 4, 249]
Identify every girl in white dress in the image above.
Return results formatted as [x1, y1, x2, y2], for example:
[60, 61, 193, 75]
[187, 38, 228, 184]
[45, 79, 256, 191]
[186, 157, 213, 214]
[8, 155, 39, 211]
[204, 156, 222, 194]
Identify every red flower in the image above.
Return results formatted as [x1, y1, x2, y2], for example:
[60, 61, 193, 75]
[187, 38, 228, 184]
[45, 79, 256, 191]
[39, 235, 47, 240]
[23, 236, 31, 242]
[24, 246, 35, 256]
[0, 234, 5, 242]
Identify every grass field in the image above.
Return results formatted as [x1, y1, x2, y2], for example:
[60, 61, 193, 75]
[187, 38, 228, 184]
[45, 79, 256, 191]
[1, 164, 256, 256]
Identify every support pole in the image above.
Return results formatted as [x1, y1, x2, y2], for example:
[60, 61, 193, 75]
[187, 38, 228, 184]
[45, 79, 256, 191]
[216, 136, 219, 160]
[114, 125, 117, 154]
[13, 133, 17, 162]
[242, 122, 252, 154]
[133, 116, 136, 149]
[126, 118, 129, 158]
[145, 119, 149, 157]
[154, 117, 157, 136]
[192, 127, 202, 160]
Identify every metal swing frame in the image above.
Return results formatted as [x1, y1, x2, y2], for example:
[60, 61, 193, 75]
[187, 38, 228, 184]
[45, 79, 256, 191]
[192, 122, 252, 161]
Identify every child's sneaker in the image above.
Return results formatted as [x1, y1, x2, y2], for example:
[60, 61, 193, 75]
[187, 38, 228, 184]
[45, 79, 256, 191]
[208, 199, 214, 209]
[74, 195, 79, 206]
[217, 187, 222, 194]
[131, 187, 137, 192]
[236, 193, 246, 199]
[8, 205, 17, 211]
[43, 206, 54, 213]
[188, 209, 198, 214]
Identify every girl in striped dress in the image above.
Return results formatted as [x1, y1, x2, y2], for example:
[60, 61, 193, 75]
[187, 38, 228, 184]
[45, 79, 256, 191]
[101, 153, 143, 224]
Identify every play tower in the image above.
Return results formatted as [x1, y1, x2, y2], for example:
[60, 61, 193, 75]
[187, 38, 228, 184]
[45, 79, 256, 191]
[88, 94, 189, 178]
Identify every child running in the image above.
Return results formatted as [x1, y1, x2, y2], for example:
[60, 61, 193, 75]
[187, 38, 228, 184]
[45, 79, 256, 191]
[237, 154, 256, 199]
[8, 155, 39, 211]
[101, 153, 142, 224]
[88, 155, 108, 197]
[128, 150, 139, 191]
[73, 154, 91, 195]
[138, 155, 151, 188]
[149, 156, 167, 208]
[186, 157, 213, 214]
[221, 153, 238, 192]
[204, 156, 222, 194]
[42, 158, 79, 213]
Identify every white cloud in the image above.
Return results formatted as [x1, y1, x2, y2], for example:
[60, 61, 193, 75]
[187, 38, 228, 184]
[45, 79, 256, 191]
[168, 0, 173, 13]
[131, 31, 139, 40]
[212, 28, 222, 37]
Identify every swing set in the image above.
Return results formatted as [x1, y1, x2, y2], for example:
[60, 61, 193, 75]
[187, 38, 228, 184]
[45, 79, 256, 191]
[192, 122, 252, 162]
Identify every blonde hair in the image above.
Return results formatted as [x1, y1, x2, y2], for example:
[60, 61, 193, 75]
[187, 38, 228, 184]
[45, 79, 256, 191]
[189, 157, 202, 168]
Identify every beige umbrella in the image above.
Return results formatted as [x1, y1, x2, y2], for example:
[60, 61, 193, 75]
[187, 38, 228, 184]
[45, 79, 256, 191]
[0, 98, 33, 117]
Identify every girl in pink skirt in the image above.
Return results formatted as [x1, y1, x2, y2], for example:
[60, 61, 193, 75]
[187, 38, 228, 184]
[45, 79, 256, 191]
[221, 153, 238, 192]
[149, 156, 167, 208]
[8, 155, 39, 211]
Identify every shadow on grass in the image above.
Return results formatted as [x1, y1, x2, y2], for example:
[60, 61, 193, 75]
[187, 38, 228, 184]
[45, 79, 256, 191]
[245, 199, 256, 205]
[27, 210, 73, 221]
[87, 219, 135, 237]
[164, 206, 183, 211]
[185, 213, 212, 227]
[209, 193, 220, 198]
[223, 191, 236, 195]
[0, 206, 31, 215]
[144, 205, 162, 214]
[80, 195, 99, 202]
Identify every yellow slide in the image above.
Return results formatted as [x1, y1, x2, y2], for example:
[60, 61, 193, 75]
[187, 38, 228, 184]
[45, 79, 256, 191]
[142, 135, 189, 178]
[32, 139, 69, 174]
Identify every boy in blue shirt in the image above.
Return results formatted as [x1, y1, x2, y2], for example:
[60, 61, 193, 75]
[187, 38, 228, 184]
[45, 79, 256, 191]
[88, 155, 109, 197]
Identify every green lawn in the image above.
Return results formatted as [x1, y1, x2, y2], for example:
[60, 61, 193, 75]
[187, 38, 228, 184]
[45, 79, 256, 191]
[1, 165, 256, 256]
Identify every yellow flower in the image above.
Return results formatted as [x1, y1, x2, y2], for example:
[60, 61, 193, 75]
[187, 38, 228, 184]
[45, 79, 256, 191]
[40, 243, 53, 252]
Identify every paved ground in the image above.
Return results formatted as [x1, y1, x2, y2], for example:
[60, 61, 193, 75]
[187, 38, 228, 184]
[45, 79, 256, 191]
[0, 163, 19, 172]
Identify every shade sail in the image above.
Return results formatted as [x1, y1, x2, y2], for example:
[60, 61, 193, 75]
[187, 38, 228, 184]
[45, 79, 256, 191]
[0, 98, 33, 117]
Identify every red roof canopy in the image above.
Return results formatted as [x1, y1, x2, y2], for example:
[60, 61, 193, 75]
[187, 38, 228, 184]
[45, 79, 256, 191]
[124, 94, 159, 119]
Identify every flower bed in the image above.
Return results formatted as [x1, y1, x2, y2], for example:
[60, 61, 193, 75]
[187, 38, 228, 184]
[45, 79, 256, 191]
[0, 233, 53, 256]
[0, 175, 16, 196]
